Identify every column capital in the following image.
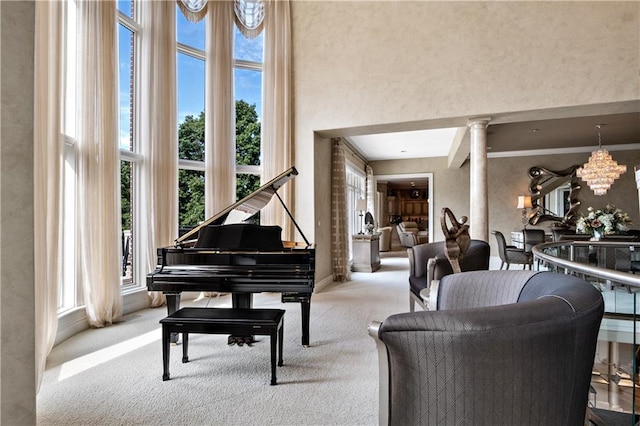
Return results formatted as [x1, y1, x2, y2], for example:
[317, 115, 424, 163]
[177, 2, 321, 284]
[467, 117, 492, 128]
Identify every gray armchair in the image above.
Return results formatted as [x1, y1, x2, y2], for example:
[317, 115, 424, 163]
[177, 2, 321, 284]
[407, 239, 490, 311]
[368, 270, 604, 426]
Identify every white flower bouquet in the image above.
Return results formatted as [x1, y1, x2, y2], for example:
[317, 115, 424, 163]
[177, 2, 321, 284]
[576, 204, 632, 237]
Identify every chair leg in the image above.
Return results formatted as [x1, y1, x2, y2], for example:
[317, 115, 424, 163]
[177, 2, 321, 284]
[409, 294, 415, 313]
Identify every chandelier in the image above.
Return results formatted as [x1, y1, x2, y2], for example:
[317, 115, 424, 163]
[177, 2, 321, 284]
[576, 124, 627, 196]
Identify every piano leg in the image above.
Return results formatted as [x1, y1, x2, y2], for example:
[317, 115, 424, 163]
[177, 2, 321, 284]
[282, 293, 312, 347]
[301, 299, 310, 347]
[230, 293, 255, 345]
[232, 292, 253, 309]
[165, 292, 182, 344]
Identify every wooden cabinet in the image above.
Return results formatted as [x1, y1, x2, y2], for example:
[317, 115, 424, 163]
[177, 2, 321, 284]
[401, 200, 427, 216]
[386, 191, 428, 229]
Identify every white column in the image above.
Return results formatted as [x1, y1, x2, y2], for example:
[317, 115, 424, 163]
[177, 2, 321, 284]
[467, 118, 491, 242]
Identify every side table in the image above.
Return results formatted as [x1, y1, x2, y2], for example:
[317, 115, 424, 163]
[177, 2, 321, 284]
[351, 233, 381, 272]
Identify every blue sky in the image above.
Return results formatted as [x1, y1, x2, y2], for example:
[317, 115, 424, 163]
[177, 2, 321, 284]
[118, 2, 263, 149]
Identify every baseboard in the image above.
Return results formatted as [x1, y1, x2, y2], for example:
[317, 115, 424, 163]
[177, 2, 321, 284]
[54, 307, 89, 347]
[122, 288, 151, 314]
[314, 274, 334, 293]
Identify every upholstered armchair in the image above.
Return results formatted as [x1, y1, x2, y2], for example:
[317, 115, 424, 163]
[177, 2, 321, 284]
[376, 226, 392, 252]
[368, 270, 604, 426]
[407, 239, 490, 311]
[397, 221, 428, 247]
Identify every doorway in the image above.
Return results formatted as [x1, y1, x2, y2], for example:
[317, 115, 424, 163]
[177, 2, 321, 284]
[376, 172, 433, 249]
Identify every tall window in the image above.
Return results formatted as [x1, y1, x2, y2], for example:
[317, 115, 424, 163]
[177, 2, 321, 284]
[346, 163, 366, 256]
[60, 0, 79, 313]
[58, 3, 266, 315]
[118, 0, 142, 288]
[175, 10, 264, 225]
[176, 8, 206, 231]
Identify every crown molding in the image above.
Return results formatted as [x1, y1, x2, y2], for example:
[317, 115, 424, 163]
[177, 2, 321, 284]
[487, 143, 640, 159]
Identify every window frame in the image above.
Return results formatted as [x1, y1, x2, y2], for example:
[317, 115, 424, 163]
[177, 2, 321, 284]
[118, 5, 144, 293]
[345, 161, 366, 258]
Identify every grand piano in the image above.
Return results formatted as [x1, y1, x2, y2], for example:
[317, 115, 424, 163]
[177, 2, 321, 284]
[147, 167, 315, 346]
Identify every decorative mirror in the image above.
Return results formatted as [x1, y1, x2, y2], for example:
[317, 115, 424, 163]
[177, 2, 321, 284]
[528, 165, 581, 226]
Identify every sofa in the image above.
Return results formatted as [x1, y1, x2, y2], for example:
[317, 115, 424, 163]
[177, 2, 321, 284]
[396, 221, 428, 247]
[368, 270, 604, 426]
[407, 239, 490, 311]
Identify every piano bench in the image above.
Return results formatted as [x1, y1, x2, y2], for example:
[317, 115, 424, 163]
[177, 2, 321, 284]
[160, 307, 285, 385]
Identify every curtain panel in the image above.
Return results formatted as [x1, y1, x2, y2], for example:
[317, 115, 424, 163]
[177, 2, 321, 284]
[205, 1, 236, 217]
[34, 0, 63, 394]
[366, 165, 375, 227]
[140, 1, 178, 307]
[331, 141, 350, 282]
[76, 0, 123, 327]
[261, 0, 293, 239]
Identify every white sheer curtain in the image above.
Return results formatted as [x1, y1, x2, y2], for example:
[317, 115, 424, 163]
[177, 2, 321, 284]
[34, 0, 63, 393]
[140, 1, 178, 307]
[205, 1, 236, 216]
[331, 140, 350, 282]
[261, 0, 293, 239]
[76, 0, 123, 327]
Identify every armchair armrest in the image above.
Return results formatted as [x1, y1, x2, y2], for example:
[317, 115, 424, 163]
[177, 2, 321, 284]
[367, 321, 389, 426]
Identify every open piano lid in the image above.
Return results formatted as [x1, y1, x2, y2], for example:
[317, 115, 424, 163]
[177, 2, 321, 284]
[175, 166, 310, 248]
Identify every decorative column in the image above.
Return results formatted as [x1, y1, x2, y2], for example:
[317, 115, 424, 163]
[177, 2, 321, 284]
[467, 118, 491, 242]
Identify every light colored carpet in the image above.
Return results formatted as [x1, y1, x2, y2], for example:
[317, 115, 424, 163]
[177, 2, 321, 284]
[37, 251, 410, 426]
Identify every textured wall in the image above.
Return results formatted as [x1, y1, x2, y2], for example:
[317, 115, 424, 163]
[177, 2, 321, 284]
[0, 1, 36, 424]
[292, 1, 640, 282]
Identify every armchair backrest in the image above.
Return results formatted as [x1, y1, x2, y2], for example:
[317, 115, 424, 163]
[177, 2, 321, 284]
[369, 270, 604, 426]
[399, 221, 419, 232]
[523, 228, 546, 254]
[491, 230, 509, 260]
[408, 240, 490, 281]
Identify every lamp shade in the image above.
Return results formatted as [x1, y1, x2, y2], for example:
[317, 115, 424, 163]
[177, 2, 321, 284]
[516, 195, 532, 209]
[355, 198, 367, 212]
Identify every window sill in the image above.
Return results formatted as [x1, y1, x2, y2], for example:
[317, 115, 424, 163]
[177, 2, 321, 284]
[54, 289, 151, 347]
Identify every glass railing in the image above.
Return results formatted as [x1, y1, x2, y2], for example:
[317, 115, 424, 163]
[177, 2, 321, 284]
[533, 240, 640, 425]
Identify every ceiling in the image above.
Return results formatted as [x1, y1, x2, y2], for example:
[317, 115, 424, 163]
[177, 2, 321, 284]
[345, 112, 640, 162]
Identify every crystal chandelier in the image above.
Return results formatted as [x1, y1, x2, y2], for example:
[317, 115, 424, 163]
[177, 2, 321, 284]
[576, 124, 627, 196]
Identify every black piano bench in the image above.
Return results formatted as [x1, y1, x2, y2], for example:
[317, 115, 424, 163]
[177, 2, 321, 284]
[160, 307, 285, 385]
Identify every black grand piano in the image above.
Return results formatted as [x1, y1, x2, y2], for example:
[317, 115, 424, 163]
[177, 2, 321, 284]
[147, 167, 315, 346]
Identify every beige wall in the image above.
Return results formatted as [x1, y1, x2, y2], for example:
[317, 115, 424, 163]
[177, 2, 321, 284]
[1, 1, 36, 423]
[291, 1, 640, 283]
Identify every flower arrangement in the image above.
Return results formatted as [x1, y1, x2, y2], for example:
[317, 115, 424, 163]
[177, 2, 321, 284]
[576, 204, 632, 237]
